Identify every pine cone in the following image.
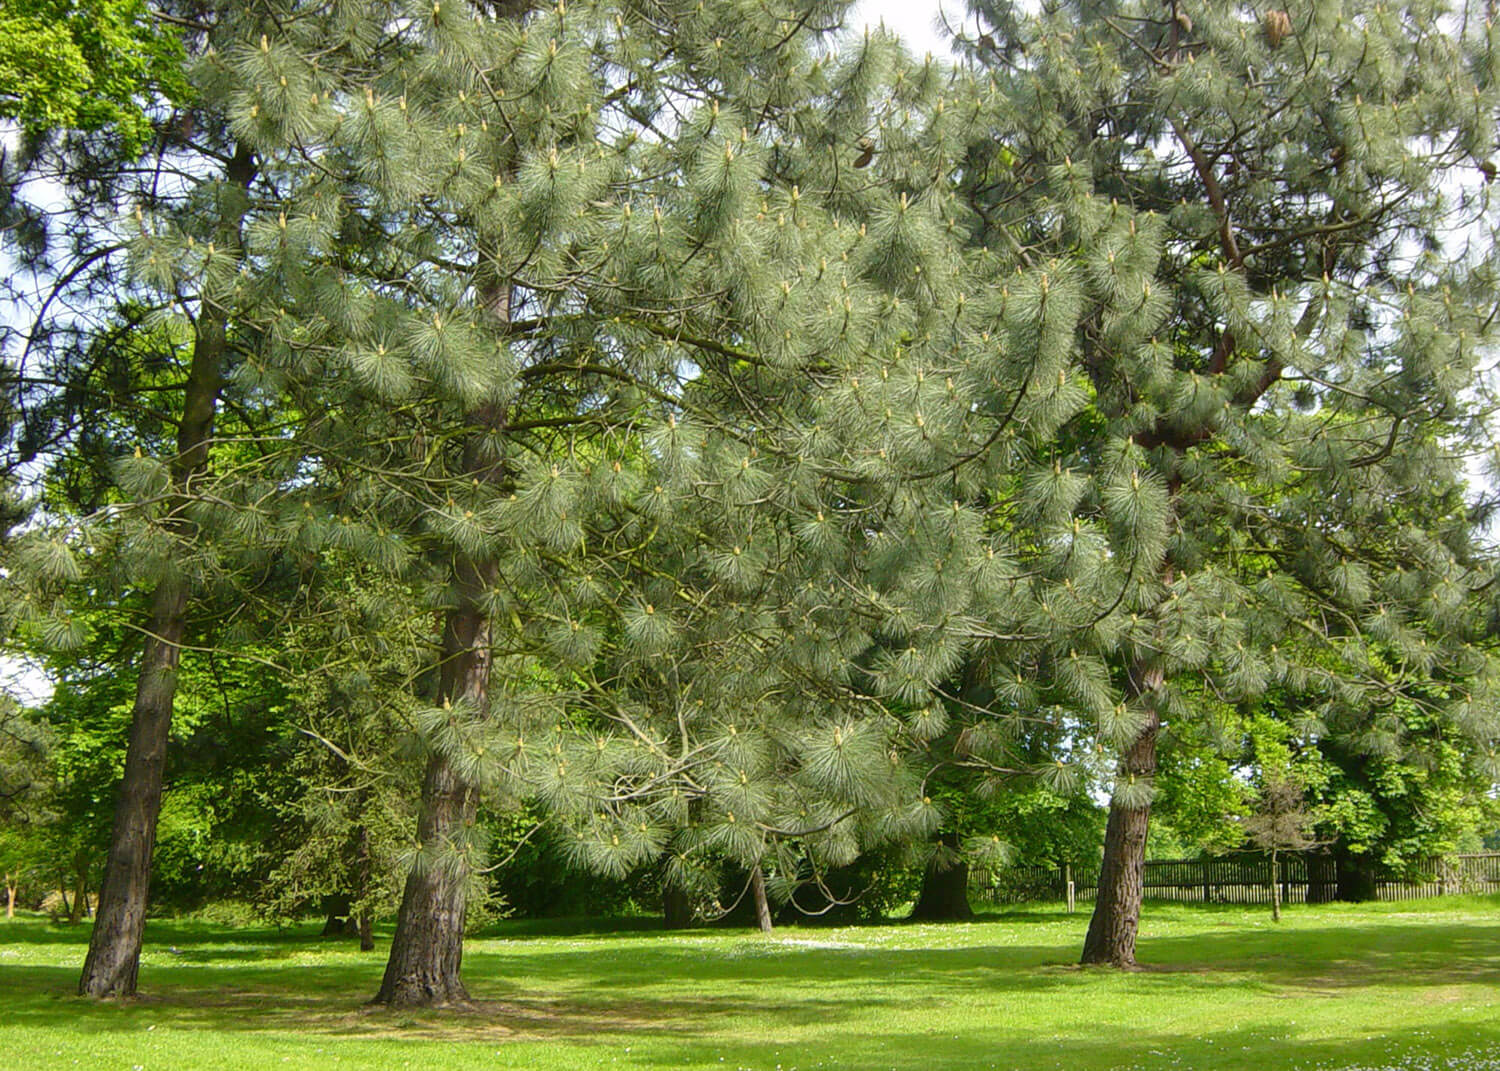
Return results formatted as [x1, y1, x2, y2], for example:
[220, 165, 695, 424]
[853, 136, 875, 169]
[1264, 9, 1292, 49]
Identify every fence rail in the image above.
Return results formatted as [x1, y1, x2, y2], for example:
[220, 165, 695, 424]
[974, 851, 1500, 906]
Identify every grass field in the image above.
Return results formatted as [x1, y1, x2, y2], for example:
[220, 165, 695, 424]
[3, 897, 1500, 1070]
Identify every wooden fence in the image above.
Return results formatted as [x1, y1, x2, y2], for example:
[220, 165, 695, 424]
[975, 852, 1500, 906]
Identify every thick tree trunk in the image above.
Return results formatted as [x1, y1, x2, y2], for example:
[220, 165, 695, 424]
[374, 257, 510, 1005]
[79, 582, 187, 992]
[78, 145, 254, 1001]
[750, 865, 774, 935]
[1081, 661, 1163, 968]
[910, 834, 973, 921]
[374, 592, 492, 1006]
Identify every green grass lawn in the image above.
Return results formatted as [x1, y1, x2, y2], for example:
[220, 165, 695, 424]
[3, 897, 1500, 1070]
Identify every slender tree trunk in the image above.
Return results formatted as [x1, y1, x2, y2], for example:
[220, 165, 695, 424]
[1081, 660, 1164, 968]
[70, 858, 89, 923]
[1270, 852, 1282, 922]
[5, 878, 14, 919]
[79, 145, 254, 1000]
[910, 833, 973, 921]
[356, 825, 374, 952]
[750, 865, 774, 935]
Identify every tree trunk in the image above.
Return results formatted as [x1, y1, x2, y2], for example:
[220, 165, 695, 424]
[910, 834, 973, 921]
[373, 592, 492, 1006]
[321, 895, 353, 938]
[1335, 848, 1377, 902]
[373, 261, 510, 1005]
[78, 145, 254, 1001]
[356, 825, 375, 952]
[1081, 661, 1163, 968]
[70, 858, 89, 923]
[1270, 852, 1282, 922]
[78, 582, 187, 989]
[5, 878, 14, 919]
[663, 883, 695, 930]
[750, 865, 774, 935]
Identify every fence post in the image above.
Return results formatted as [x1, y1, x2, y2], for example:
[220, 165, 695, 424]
[1202, 859, 1211, 904]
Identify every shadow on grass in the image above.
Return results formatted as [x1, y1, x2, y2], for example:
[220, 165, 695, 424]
[3, 902, 1499, 1061]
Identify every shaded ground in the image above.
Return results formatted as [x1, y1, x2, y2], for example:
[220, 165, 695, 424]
[3, 896, 1499, 1069]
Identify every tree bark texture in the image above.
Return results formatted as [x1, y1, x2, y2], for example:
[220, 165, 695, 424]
[373, 263, 511, 1004]
[1080, 661, 1164, 968]
[750, 865, 774, 935]
[910, 834, 973, 921]
[78, 145, 254, 1000]
[374, 584, 494, 1006]
[78, 581, 189, 994]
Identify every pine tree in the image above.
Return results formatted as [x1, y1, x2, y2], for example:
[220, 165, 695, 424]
[3, 0, 415, 997]
[207, 0, 1047, 1002]
[944, 0, 1500, 967]
[179, 0, 930, 1004]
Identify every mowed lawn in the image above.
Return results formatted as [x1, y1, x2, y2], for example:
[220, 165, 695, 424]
[3, 897, 1500, 1071]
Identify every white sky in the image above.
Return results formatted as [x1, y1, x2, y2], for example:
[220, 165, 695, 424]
[851, 0, 956, 58]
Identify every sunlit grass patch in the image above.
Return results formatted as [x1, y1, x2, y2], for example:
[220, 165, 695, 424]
[2, 896, 1499, 1070]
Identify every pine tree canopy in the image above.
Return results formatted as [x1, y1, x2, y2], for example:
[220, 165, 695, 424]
[4, 0, 1500, 988]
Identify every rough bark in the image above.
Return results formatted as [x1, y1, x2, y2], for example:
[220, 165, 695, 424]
[1080, 661, 1164, 968]
[372, 261, 510, 1004]
[910, 834, 974, 921]
[78, 145, 255, 1000]
[373, 575, 494, 1006]
[78, 555, 189, 993]
[750, 865, 774, 935]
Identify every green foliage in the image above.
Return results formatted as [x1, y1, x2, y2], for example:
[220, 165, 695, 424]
[0, 0, 187, 149]
[1152, 747, 1249, 857]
